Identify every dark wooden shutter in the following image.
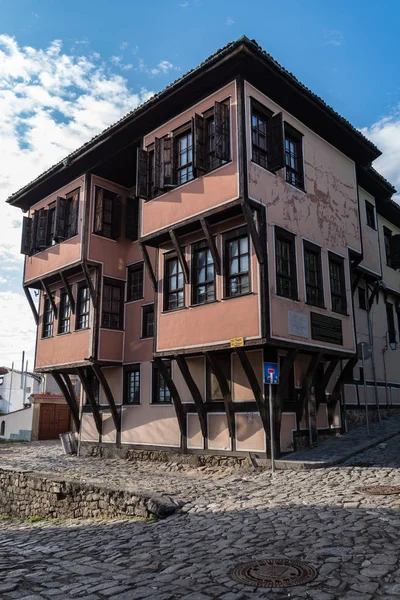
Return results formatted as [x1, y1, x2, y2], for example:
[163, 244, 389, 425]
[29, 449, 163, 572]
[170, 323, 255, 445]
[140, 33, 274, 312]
[125, 197, 139, 241]
[37, 208, 48, 249]
[21, 217, 32, 255]
[54, 196, 67, 240]
[68, 191, 79, 237]
[136, 148, 149, 199]
[162, 137, 175, 188]
[31, 210, 39, 253]
[214, 101, 230, 162]
[94, 187, 104, 234]
[267, 112, 285, 172]
[391, 235, 400, 269]
[111, 195, 122, 239]
[193, 114, 206, 172]
[154, 137, 162, 194]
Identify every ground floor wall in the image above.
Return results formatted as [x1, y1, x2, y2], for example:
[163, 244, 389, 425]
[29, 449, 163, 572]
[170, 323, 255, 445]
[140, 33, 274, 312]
[0, 407, 33, 441]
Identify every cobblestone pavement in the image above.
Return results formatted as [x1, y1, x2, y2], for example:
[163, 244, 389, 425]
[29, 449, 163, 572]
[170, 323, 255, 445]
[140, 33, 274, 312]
[2, 440, 400, 599]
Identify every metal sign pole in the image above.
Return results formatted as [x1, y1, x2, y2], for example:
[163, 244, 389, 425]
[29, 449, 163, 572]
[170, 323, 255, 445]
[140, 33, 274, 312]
[362, 343, 370, 436]
[269, 378, 275, 474]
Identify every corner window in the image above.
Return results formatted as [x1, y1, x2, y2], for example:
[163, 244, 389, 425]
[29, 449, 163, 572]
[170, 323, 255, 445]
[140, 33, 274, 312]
[329, 254, 347, 315]
[42, 296, 54, 338]
[304, 242, 324, 307]
[142, 304, 154, 338]
[124, 365, 140, 404]
[76, 283, 90, 330]
[365, 201, 376, 229]
[94, 186, 121, 239]
[192, 240, 215, 305]
[384, 227, 392, 267]
[285, 125, 304, 189]
[224, 228, 250, 298]
[102, 279, 124, 330]
[358, 287, 367, 311]
[164, 255, 185, 311]
[152, 360, 171, 404]
[251, 104, 270, 170]
[127, 263, 144, 302]
[275, 227, 298, 300]
[58, 289, 71, 334]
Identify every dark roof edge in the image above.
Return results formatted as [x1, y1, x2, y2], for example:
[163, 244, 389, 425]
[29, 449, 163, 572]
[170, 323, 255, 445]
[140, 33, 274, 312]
[8, 35, 383, 205]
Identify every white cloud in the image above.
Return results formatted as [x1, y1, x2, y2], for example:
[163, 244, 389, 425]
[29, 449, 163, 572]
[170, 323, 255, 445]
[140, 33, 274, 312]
[323, 30, 343, 47]
[179, 1, 189, 6]
[361, 111, 400, 200]
[150, 60, 176, 75]
[225, 17, 235, 26]
[119, 41, 129, 50]
[0, 34, 154, 368]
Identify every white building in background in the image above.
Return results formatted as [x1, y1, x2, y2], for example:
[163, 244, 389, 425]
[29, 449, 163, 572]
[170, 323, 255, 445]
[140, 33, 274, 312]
[0, 367, 41, 414]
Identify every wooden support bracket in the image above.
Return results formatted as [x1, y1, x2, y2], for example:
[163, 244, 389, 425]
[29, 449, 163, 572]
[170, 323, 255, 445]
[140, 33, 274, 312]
[76, 367, 102, 434]
[318, 357, 340, 408]
[169, 230, 189, 284]
[153, 357, 186, 437]
[204, 351, 235, 440]
[235, 347, 268, 433]
[274, 349, 297, 456]
[41, 279, 58, 319]
[81, 261, 97, 308]
[140, 243, 157, 291]
[52, 372, 80, 431]
[200, 217, 221, 275]
[241, 201, 265, 265]
[328, 356, 359, 426]
[60, 271, 76, 314]
[175, 355, 207, 438]
[297, 352, 323, 424]
[23, 287, 39, 326]
[92, 363, 120, 431]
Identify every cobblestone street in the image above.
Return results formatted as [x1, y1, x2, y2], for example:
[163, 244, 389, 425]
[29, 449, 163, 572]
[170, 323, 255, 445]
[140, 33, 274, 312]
[2, 439, 400, 599]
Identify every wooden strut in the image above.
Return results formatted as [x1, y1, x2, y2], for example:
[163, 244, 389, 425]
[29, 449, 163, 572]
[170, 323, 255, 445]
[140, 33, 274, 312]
[235, 347, 268, 434]
[52, 372, 80, 431]
[169, 230, 189, 284]
[62, 373, 80, 415]
[75, 367, 102, 434]
[298, 352, 323, 445]
[60, 271, 76, 314]
[23, 286, 39, 325]
[240, 201, 265, 265]
[328, 356, 359, 426]
[175, 355, 207, 438]
[351, 272, 363, 294]
[41, 279, 58, 319]
[153, 357, 186, 437]
[200, 218, 221, 275]
[318, 357, 340, 409]
[81, 261, 97, 308]
[274, 349, 298, 456]
[368, 282, 379, 310]
[140, 243, 157, 291]
[204, 351, 235, 441]
[92, 364, 120, 431]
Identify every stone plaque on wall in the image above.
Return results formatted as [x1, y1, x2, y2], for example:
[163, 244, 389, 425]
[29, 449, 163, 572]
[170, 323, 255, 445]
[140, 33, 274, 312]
[288, 311, 309, 338]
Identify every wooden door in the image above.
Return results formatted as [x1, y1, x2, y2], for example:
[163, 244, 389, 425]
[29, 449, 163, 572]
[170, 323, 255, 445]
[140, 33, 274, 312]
[38, 404, 71, 440]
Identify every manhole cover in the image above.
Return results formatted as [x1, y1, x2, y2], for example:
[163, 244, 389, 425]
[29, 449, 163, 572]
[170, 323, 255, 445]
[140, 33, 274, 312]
[230, 558, 317, 588]
[357, 485, 400, 496]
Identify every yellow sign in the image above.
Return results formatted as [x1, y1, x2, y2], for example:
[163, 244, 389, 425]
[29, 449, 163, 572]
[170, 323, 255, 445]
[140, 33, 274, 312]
[230, 337, 244, 348]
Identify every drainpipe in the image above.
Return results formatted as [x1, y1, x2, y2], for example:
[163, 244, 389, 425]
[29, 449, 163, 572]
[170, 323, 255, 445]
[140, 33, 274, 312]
[23, 360, 28, 406]
[8, 362, 14, 413]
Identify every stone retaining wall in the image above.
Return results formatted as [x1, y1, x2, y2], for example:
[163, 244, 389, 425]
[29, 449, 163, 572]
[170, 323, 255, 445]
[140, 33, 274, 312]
[0, 468, 176, 520]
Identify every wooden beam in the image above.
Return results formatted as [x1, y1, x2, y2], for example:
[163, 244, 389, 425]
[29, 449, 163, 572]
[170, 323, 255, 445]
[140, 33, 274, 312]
[92, 364, 120, 431]
[140, 243, 157, 291]
[41, 279, 58, 319]
[328, 356, 358, 426]
[60, 272, 76, 314]
[81, 261, 97, 308]
[175, 355, 207, 438]
[318, 357, 340, 408]
[235, 347, 268, 434]
[169, 229, 189, 284]
[153, 357, 186, 437]
[204, 351, 235, 441]
[62, 373, 80, 414]
[52, 371, 80, 431]
[75, 367, 102, 434]
[297, 353, 323, 426]
[23, 287, 38, 325]
[241, 202, 265, 265]
[200, 217, 221, 275]
[351, 272, 363, 294]
[275, 349, 297, 456]
[368, 282, 379, 310]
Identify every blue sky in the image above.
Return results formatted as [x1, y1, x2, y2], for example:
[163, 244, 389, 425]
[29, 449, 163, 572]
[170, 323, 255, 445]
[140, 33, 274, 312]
[0, 0, 399, 366]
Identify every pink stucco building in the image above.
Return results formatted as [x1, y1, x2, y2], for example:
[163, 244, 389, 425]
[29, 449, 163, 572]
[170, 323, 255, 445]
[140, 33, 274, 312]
[8, 37, 400, 458]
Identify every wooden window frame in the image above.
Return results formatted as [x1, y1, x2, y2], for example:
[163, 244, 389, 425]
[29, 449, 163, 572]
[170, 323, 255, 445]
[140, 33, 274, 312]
[58, 288, 71, 335]
[127, 263, 144, 302]
[76, 281, 90, 330]
[223, 227, 251, 299]
[175, 128, 194, 186]
[303, 241, 324, 308]
[164, 253, 185, 311]
[251, 100, 272, 170]
[365, 200, 376, 230]
[275, 227, 298, 300]
[124, 364, 141, 405]
[152, 360, 172, 404]
[191, 239, 216, 306]
[142, 303, 154, 338]
[102, 278, 125, 330]
[384, 227, 393, 268]
[42, 295, 54, 338]
[329, 253, 347, 315]
[93, 186, 121, 239]
[284, 124, 304, 190]
[46, 203, 56, 248]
